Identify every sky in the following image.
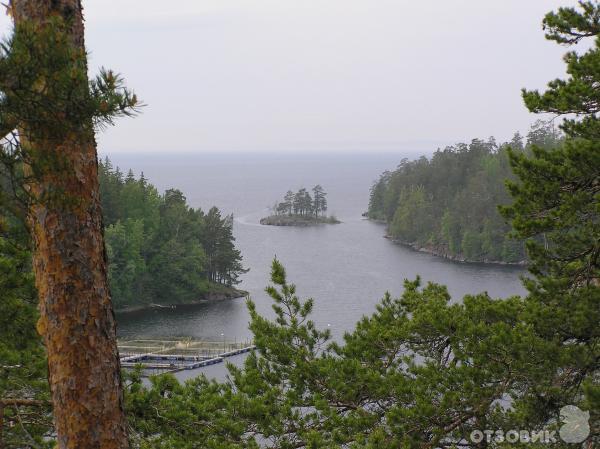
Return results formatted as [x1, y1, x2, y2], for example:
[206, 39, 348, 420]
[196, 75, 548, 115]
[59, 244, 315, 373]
[0, 1, 581, 153]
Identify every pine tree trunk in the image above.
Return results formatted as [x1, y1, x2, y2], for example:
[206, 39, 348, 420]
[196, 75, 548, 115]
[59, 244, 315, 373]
[10, 1, 129, 448]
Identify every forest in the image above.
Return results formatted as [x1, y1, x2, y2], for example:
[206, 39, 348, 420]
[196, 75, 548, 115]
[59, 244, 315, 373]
[0, 1, 598, 449]
[99, 158, 246, 308]
[0, 158, 246, 310]
[272, 186, 328, 217]
[261, 185, 340, 225]
[367, 122, 562, 263]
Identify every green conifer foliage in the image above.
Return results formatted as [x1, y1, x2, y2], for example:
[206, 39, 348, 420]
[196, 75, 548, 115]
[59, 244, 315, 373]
[124, 3, 598, 448]
[99, 161, 247, 308]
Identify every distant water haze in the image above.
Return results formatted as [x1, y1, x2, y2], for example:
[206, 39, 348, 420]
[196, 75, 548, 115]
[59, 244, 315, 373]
[12, 0, 572, 153]
[112, 152, 526, 348]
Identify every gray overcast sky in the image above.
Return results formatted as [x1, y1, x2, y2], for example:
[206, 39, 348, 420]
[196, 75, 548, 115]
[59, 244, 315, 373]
[0, 1, 580, 153]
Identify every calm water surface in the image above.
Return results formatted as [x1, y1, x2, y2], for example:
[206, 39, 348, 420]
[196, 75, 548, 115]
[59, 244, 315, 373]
[108, 152, 526, 379]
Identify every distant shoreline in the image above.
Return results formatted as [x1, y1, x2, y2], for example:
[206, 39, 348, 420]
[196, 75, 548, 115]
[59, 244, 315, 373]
[384, 235, 527, 267]
[115, 287, 248, 314]
[260, 214, 341, 227]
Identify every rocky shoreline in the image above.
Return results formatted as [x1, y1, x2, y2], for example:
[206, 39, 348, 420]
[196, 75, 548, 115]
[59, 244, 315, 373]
[115, 287, 248, 313]
[260, 215, 341, 226]
[384, 235, 527, 266]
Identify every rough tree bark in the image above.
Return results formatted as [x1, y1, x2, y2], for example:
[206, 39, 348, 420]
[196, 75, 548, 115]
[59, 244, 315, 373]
[9, 1, 129, 448]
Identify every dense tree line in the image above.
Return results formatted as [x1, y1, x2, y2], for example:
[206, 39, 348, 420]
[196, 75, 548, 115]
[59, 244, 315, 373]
[273, 185, 328, 217]
[0, 156, 247, 311]
[99, 159, 247, 308]
[0, 154, 247, 445]
[123, 4, 599, 446]
[368, 122, 562, 263]
[1, 1, 598, 448]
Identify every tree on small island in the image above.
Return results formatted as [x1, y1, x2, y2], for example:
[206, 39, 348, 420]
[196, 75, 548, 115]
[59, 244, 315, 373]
[261, 185, 340, 226]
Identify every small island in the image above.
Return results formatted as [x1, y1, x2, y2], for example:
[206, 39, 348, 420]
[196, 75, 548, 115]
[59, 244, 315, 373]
[261, 185, 340, 226]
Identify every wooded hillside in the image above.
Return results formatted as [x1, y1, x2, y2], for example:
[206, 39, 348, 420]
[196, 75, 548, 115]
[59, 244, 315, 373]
[367, 122, 561, 263]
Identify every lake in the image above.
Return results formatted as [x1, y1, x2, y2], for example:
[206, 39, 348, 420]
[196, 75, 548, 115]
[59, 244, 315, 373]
[108, 152, 526, 379]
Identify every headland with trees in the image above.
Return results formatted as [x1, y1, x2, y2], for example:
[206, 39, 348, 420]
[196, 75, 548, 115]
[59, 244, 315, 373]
[366, 122, 562, 264]
[99, 158, 248, 310]
[0, 2, 597, 448]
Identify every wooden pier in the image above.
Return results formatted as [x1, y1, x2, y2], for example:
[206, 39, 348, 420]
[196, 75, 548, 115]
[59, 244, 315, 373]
[118, 338, 255, 376]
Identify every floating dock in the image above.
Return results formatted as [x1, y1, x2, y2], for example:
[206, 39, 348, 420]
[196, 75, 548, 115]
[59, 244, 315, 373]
[118, 338, 255, 376]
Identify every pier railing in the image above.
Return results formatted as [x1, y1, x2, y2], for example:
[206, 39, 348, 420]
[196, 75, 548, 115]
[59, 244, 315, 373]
[117, 338, 255, 376]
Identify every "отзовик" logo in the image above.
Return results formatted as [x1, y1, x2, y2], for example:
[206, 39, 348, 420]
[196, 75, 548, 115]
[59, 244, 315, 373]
[469, 405, 590, 445]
